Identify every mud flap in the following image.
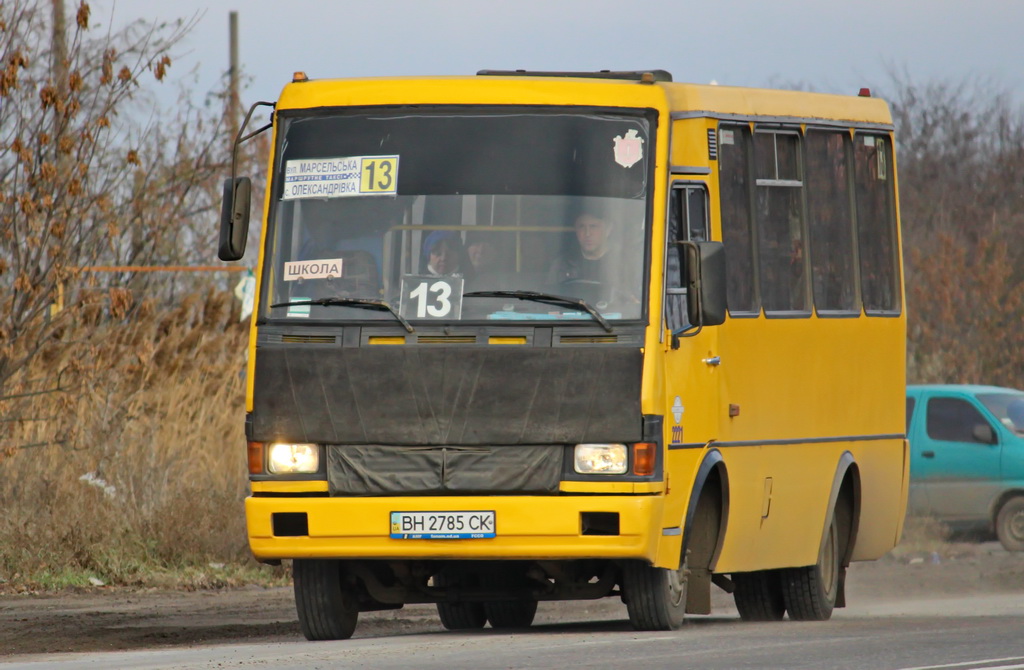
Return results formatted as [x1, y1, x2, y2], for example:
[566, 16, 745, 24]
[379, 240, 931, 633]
[685, 563, 712, 614]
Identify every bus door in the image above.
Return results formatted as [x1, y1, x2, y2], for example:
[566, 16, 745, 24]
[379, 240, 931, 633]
[661, 181, 721, 526]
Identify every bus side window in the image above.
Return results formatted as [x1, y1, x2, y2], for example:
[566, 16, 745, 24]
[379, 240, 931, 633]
[755, 130, 809, 314]
[718, 124, 758, 315]
[805, 129, 858, 313]
[854, 134, 900, 314]
[665, 185, 708, 334]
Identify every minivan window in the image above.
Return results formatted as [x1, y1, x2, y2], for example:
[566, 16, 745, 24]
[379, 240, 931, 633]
[926, 397, 993, 444]
[978, 392, 1024, 435]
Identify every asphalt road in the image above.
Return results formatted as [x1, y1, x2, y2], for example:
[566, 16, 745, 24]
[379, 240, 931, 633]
[5, 590, 1024, 669]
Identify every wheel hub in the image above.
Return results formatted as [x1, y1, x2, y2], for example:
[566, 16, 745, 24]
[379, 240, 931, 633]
[1010, 509, 1024, 539]
[667, 565, 687, 607]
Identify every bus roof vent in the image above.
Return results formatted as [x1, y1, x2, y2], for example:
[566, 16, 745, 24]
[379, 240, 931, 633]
[477, 69, 673, 83]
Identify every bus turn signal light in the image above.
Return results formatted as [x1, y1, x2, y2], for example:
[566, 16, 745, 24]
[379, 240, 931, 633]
[633, 442, 656, 476]
[248, 441, 264, 475]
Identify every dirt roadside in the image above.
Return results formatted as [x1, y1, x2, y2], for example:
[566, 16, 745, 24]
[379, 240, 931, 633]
[2, 539, 1022, 658]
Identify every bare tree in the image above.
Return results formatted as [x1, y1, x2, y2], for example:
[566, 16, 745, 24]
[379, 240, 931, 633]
[0, 1, 239, 390]
[887, 73, 1024, 388]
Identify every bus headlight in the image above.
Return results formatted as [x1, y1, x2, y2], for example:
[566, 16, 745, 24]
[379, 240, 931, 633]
[267, 443, 320, 474]
[574, 443, 628, 475]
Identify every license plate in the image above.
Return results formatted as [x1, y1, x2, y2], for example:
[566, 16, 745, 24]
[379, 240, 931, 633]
[390, 511, 496, 539]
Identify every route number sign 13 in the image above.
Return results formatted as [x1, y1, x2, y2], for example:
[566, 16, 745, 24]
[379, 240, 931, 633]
[399, 275, 464, 320]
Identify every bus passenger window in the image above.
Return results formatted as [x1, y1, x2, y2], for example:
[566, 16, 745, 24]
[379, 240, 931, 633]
[854, 134, 900, 314]
[718, 125, 757, 315]
[805, 130, 857, 313]
[755, 131, 809, 314]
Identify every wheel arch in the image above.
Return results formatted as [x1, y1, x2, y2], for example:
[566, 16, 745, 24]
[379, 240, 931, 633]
[679, 447, 729, 614]
[824, 451, 861, 608]
[990, 489, 1024, 531]
[825, 451, 861, 567]
[683, 447, 730, 569]
[987, 491, 1024, 528]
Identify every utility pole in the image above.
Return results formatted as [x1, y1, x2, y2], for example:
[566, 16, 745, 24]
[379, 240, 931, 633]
[51, 0, 68, 97]
[50, 0, 69, 317]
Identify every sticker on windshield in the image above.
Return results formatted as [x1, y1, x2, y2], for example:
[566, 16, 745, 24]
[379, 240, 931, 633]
[283, 259, 344, 281]
[286, 297, 310, 318]
[613, 129, 644, 168]
[282, 155, 399, 200]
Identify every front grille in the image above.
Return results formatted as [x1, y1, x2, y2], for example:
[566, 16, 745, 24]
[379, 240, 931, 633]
[280, 334, 338, 344]
[417, 335, 477, 344]
[560, 335, 619, 344]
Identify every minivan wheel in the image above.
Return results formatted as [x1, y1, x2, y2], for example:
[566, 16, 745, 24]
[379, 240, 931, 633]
[996, 496, 1024, 552]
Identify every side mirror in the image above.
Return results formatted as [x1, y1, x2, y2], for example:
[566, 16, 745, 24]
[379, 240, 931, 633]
[218, 177, 252, 261]
[972, 423, 997, 445]
[683, 240, 727, 328]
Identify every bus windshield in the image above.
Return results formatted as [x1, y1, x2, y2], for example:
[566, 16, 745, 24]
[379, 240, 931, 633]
[262, 108, 651, 324]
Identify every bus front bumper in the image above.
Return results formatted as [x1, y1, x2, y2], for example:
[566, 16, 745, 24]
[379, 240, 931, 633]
[246, 494, 667, 562]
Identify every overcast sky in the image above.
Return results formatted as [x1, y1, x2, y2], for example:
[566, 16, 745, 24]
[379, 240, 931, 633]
[96, 0, 1024, 107]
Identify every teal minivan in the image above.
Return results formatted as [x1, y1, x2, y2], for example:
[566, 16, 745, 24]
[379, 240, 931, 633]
[906, 384, 1024, 551]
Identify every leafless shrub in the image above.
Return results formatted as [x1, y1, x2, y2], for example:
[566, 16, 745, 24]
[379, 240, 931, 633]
[0, 291, 252, 583]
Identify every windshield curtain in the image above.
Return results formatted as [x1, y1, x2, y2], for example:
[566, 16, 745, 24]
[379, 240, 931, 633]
[261, 108, 652, 325]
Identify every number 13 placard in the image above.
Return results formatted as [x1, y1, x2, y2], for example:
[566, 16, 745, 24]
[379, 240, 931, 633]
[399, 275, 464, 320]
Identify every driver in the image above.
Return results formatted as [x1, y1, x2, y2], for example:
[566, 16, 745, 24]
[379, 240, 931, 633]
[547, 210, 613, 289]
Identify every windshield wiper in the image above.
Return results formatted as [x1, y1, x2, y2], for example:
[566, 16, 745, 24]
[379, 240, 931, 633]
[464, 290, 613, 333]
[270, 297, 414, 333]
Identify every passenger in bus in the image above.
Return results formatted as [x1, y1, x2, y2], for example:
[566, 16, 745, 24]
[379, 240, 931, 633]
[465, 232, 498, 276]
[422, 230, 473, 279]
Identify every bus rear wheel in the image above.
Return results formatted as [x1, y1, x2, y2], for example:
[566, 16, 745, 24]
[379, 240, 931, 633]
[484, 600, 538, 628]
[996, 496, 1024, 552]
[622, 557, 687, 631]
[437, 601, 487, 630]
[434, 571, 487, 630]
[780, 515, 839, 621]
[732, 570, 786, 621]
[293, 559, 359, 641]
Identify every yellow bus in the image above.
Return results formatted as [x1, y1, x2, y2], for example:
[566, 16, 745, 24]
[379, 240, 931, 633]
[219, 69, 907, 639]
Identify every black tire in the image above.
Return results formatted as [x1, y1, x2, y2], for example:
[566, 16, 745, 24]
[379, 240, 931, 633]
[622, 558, 687, 631]
[996, 496, 1024, 552]
[435, 571, 486, 630]
[293, 559, 359, 641]
[733, 570, 786, 621]
[484, 600, 538, 629]
[781, 515, 839, 621]
[437, 601, 487, 630]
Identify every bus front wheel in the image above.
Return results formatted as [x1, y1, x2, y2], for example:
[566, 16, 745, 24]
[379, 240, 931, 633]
[293, 559, 359, 641]
[780, 515, 839, 621]
[622, 557, 687, 631]
[732, 570, 786, 621]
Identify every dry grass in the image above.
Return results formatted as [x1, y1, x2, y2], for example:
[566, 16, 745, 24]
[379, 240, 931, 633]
[0, 290, 286, 590]
[891, 516, 952, 558]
